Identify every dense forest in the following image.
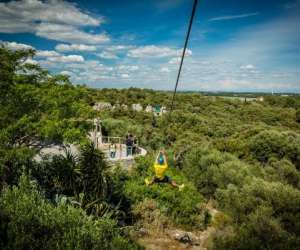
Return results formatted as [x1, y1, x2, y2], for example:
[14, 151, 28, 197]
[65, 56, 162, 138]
[1, 47, 300, 249]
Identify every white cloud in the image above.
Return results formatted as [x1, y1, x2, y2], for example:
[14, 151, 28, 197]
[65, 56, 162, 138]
[0, 0, 102, 28]
[97, 51, 118, 59]
[59, 60, 114, 74]
[118, 65, 139, 71]
[160, 67, 170, 72]
[60, 70, 73, 75]
[36, 23, 109, 44]
[24, 58, 38, 65]
[127, 45, 192, 58]
[177, 11, 300, 92]
[240, 64, 255, 70]
[207, 12, 300, 65]
[3, 5, 297, 92]
[55, 43, 97, 52]
[36, 50, 60, 57]
[0, 0, 109, 44]
[95, 45, 134, 60]
[106, 45, 133, 51]
[1, 41, 34, 50]
[121, 73, 130, 79]
[48, 55, 84, 63]
[168, 57, 181, 64]
[209, 12, 259, 22]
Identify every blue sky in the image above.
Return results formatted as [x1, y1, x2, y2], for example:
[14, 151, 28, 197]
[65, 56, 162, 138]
[0, 0, 300, 92]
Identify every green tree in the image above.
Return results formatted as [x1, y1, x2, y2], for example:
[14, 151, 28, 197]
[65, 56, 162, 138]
[0, 174, 140, 250]
[249, 130, 300, 168]
[79, 143, 111, 215]
[296, 109, 300, 123]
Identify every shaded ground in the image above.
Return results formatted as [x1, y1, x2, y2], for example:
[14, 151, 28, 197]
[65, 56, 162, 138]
[134, 203, 219, 250]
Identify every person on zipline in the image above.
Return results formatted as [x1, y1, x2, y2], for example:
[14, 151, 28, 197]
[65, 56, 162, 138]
[145, 150, 184, 190]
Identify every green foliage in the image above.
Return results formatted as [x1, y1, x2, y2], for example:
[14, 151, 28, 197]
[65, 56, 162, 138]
[212, 207, 294, 250]
[264, 95, 300, 109]
[183, 146, 257, 196]
[214, 179, 300, 249]
[80, 143, 110, 208]
[182, 144, 300, 248]
[32, 143, 120, 218]
[265, 159, 300, 188]
[1, 47, 300, 249]
[124, 155, 206, 229]
[248, 130, 300, 168]
[0, 48, 92, 155]
[0, 174, 140, 250]
[0, 47, 35, 99]
[0, 146, 35, 186]
[296, 109, 300, 123]
[102, 118, 135, 137]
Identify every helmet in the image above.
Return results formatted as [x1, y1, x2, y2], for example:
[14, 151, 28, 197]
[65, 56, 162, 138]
[158, 155, 164, 165]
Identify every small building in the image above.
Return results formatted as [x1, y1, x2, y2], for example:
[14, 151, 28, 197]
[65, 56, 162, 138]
[121, 104, 128, 110]
[153, 105, 167, 116]
[161, 106, 167, 114]
[132, 103, 143, 112]
[93, 102, 112, 111]
[112, 103, 120, 110]
[145, 105, 153, 113]
[257, 96, 264, 102]
[144, 105, 167, 116]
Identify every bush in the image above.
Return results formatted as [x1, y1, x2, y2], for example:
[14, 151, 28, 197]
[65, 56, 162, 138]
[248, 130, 300, 168]
[183, 146, 257, 197]
[296, 109, 300, 123]
[265, 159, 300, 188]
[0, 174, 140, 250]
[212, 206, 295, 250]
[0, 146, 35, 186]
[124, 156, 207, 229]
[132, 198, 169, 231]
[214, 179, 300, 249]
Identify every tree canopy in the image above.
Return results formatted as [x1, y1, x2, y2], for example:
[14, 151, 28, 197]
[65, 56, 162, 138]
[1, 47, 300, 249]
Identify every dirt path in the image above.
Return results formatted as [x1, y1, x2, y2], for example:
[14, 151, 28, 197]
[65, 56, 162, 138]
[135, 203, 219, 250]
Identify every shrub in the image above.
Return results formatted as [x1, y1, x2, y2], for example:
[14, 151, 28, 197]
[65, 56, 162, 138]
[124, 156, 206, 229]
[0, 146, 35, 186]
[212, 206, 295, 250]
[0, 174, 140, 250]
[265, 159, 300, 188]
[132, 198, 169, 231]
[214, 179, 300, 249]
[296, 109, 300, 123]
[248, 130, 300, 168]
[183, 147, 256, 197]
[217, 179, 300, 221]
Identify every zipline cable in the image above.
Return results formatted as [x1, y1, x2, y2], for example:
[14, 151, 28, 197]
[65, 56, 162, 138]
[169, 0, 198, 114]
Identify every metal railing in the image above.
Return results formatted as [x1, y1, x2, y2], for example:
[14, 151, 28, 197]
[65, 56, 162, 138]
[96, 136, 141, 160]
[101, 136, 139, 145]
